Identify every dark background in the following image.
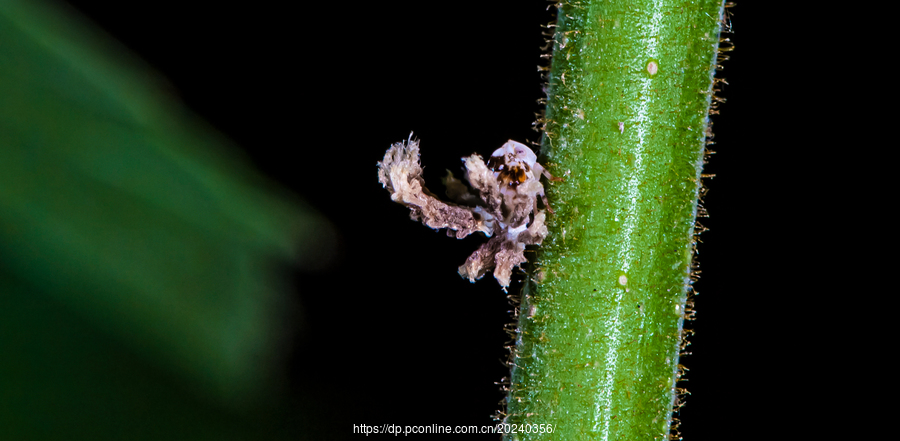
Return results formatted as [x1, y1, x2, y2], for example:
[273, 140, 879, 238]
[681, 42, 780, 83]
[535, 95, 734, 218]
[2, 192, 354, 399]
[55, 1, 807, 439]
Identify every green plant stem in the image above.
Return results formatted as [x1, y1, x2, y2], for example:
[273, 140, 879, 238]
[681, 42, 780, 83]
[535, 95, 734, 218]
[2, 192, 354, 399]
[504, 1, 725, 439]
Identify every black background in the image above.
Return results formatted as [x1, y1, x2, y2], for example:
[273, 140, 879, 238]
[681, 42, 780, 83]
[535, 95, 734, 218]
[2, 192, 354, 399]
[56, 1, 815, 439]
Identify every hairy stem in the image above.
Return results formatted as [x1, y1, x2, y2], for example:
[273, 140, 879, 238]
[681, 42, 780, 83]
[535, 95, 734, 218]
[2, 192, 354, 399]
[504, 1, 726, 439]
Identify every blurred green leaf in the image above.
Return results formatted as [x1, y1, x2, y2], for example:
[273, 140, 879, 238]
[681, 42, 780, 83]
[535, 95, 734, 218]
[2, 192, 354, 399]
[0, 1, 331, 438]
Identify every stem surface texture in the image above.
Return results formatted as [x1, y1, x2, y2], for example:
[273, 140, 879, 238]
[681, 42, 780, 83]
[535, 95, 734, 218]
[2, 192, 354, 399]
[505, 1, 725, 440]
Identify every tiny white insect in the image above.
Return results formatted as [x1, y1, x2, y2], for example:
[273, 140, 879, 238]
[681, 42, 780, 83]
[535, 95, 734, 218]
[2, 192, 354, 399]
[486, 141, 557, 225]
[378, 136, 560, 289]
[487, 140, 551, 191]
